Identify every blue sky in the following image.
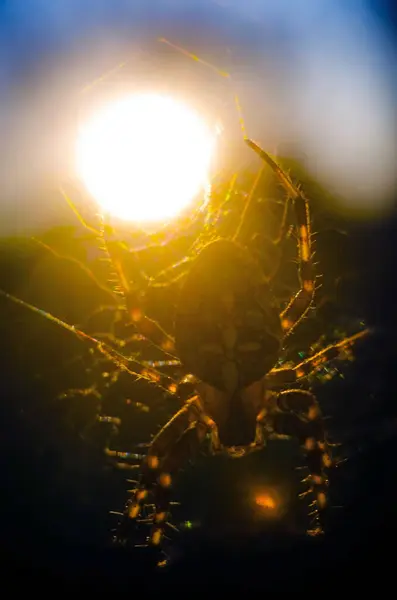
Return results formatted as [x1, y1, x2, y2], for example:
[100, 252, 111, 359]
[1, 0, 396, 232]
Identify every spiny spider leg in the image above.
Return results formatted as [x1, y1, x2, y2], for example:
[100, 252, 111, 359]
[119, 396, 212, 552]
[119, 386, 272, 554]
[271, 389, 331, 533]
[0, 289, 179, 396]
[103, 240, 177, 356]
[265, 329, 371, 390]
[245, 139, 315, 335]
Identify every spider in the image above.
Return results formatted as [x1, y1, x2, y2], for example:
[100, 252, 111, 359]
[106, 140, 369, 555]
[0, 139, 369, 563]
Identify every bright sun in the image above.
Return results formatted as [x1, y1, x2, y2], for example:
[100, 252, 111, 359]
[76, 93, 216, 224]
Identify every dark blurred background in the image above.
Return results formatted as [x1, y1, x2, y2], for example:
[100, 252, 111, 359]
[1, 0, 396, 593]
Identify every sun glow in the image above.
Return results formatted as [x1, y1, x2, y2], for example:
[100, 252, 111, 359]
[76, 94, 217, 224]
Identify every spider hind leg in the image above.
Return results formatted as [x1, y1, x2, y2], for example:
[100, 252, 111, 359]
[114, 397, 209, 561]
[271, 389, 332, 534]
[104, 234, 177, 356]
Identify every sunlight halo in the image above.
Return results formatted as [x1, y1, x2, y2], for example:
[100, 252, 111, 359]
[76, 94, 216, 224]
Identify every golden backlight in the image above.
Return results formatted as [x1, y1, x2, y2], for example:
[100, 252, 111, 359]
[76, 94, 216, 224]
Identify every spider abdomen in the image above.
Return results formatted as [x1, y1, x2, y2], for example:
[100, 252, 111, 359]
[175, 238, 283, 392]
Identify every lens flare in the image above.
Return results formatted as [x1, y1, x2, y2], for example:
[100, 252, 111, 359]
[255, 493, 277, 510]
[76, 93, 217, 225]
[252, 485, 286, 520]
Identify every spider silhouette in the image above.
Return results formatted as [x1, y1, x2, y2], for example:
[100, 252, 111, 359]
[106, 140, 368, 555]
[0, 139, 369, 563]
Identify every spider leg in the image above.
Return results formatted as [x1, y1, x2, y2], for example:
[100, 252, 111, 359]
[102, 228, 177, 357]
[265, 329, 370, 389]
[0, 289, 180, 396]
[271, 389, 331, 534]
[110, 254, 177, 356]
[118, 396, 215, 554]
[245, 139, 315, 335]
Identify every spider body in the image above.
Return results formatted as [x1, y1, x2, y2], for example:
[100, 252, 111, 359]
[175, 238, 283, 391]
[175, 238, 282, 448]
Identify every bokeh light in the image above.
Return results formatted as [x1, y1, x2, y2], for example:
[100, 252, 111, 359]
[76, 93, 217, 224]
[252, 485, 285, 520]
[255, 492, 277, 510]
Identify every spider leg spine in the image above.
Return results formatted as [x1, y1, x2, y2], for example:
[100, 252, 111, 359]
[1, 289, 183, 396]
[101, 226, 178, 358]
[114, 397, 210, 557]
[294, 328, 371, 381]
[245, 139, 316, 335]
[266, 328, 371, 389]
[272, 389, 332, 533]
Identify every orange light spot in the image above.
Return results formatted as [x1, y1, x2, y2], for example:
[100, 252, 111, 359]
[151, 529, 162, 546]
[301, 247, 310, 262]
[141, 369, 160, 383]
[256, 407, 268, 422]
[312, 474, 323, 485]
[303, 280, 314, 292]
[136, 489, 147, 502]
[159, 472, 172, 488]
[300, 225, 308, 240]
[304, 437, 316, 451]
[296, 368, 305, 378]
[281, 318, 293, 330]
[300, 226, 310, 261]
[155, 512, 167, 523]
[322, 453, 332, 468]
[255, 494, 276, 510]
[203, 416, 216, 429]
[147, 455, 159, 469]
[168, 383, 178, 394]
[307, 527, 323, 537]
[131, 308, 143, 322]
[161, 339, 175, 352]
[308, 404, 320, 420]
[128, 503, 140, 519]
[317, 492, 327, 509]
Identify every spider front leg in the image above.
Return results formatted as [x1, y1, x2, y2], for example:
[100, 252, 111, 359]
[271, 389, 331, 534]
[104, 238, 177, 356]
[245, 140, 315, 335]
[118, 396, 214, 554]
[124, 285, 176, 355]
